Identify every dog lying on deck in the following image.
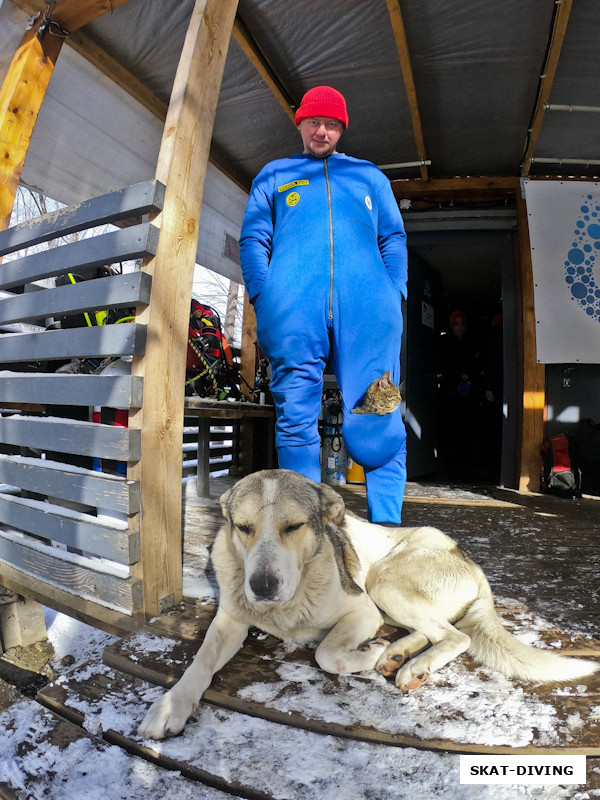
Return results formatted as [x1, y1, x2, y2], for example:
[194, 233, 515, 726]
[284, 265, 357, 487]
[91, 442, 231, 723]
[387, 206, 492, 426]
[139, 469, 598, 740]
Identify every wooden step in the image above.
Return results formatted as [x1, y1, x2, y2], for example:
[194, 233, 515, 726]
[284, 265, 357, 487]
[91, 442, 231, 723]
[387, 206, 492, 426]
[94, 604, 600, 756]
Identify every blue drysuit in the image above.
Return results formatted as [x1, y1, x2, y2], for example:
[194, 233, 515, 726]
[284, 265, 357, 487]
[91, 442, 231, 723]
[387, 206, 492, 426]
[239, 152, 408, 522]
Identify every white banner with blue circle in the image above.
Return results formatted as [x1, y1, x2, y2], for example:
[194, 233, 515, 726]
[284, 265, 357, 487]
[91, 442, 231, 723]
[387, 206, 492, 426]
[524, 179, 600, 363]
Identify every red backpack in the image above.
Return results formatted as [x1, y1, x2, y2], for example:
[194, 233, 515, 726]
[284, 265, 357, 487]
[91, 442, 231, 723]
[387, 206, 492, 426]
[540, 433, 582, 498]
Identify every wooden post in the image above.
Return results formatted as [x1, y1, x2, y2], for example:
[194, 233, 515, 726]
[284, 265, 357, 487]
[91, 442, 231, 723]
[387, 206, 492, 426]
[240, 291, 257, 401]
[129, 0, 239, 617]
[0, 22, 62, 230]
[516, 192, 545, 492]
[0, 0, 134, 231]
[237, 291, 258, 475]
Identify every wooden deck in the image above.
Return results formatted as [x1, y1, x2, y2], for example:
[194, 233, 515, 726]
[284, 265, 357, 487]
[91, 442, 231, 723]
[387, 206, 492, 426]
[2, 476, 600, 798]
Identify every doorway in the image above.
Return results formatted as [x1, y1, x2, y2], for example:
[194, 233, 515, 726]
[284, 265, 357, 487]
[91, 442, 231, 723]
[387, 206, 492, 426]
[403, 228, 518, 487]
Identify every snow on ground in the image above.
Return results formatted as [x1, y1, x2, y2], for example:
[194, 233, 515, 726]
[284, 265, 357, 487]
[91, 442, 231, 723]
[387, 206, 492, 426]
[43, 607, 120, 668]
[0, 607, 598, 799]
[0, 698, 235, 800]
[74, 678, 597, 800]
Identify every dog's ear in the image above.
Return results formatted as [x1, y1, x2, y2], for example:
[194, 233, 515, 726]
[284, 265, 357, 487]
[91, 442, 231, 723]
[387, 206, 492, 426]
[318, 483, 345, 526]
[219, 487, 233, 521]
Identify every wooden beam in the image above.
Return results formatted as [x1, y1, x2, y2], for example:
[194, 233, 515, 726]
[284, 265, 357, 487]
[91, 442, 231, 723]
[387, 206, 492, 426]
[129, 0, 239, 618]
[0, 563, 138, 635]
[232, 16, 296, 125]
[515, 192, 545, 491]
[0, 19, 63, 230]
[391, 176, 521, 198]
[0, 179, 164, 256]
[9, 0, 250, 192]
[28, 0, 133, 33]
[0, 0, 135, 230]
[384, 0, 428, 180]
[0, 531, 142, 611]
[521, 0, 573, 177]
[9, 0, 168, 120]
[0, 322, 146, 364]
[0, 453, 140, 515]
[0, 223, 158, 289]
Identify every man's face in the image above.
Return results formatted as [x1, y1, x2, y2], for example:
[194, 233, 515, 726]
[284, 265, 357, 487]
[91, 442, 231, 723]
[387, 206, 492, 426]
[298, 117, 344, 158]
[452, 320, 466, 340]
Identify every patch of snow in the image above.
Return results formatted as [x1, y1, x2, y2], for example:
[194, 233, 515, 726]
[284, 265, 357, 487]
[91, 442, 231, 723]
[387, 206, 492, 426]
[44, 608, 119, 668]
[0, 700, 231, 799]
[236, 660, 561, 748]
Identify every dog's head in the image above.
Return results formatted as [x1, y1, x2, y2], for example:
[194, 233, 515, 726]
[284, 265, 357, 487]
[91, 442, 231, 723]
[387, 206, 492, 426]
[219, 469, 345, 604]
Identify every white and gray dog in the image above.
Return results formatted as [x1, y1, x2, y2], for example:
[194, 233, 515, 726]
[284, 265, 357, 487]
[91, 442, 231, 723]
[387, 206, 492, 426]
[139, 469, 598, 740]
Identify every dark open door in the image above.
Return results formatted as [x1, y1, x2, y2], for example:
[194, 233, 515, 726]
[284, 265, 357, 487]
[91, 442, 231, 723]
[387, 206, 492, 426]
[403, 252, 442, 478]
[402, 228, 517, 486]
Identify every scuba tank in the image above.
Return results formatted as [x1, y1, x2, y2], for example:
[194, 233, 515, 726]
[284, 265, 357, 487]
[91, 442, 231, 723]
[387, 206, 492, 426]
[320, 389, 347, 486]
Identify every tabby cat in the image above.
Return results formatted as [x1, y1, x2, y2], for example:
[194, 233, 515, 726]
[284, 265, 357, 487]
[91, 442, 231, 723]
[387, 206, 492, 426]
[351, 371, 402, 415]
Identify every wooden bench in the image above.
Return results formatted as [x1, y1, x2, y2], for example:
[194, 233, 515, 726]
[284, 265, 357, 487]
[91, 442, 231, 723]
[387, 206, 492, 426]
[183, 398, 275, 497]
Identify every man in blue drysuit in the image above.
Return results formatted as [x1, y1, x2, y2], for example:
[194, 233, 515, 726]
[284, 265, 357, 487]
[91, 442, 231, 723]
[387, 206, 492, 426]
[239, 86, 408, 524]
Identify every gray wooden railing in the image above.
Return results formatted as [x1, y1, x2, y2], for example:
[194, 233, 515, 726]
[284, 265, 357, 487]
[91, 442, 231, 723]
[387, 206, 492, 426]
[0, 180, 164, 622]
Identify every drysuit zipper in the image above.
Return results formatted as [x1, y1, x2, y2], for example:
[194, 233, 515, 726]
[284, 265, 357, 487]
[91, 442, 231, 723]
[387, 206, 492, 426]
[324, 158, 334, 321]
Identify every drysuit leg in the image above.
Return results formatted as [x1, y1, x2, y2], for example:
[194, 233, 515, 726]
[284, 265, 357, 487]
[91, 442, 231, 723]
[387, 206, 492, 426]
[253, 291, 329, 483]
[363, 435, 407, 524]
[342, 406, 407, 524]
[270, 383, 323, 482]
[330, 286, 407, 524]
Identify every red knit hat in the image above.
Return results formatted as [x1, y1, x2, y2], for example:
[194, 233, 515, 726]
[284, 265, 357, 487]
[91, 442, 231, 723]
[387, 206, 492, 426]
[450, 310, 467, 327]
[295, 86, 349, 128]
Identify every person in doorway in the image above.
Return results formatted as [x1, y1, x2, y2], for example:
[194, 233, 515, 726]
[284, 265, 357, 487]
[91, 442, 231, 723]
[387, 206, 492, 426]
[239, 86, 408, 524]
[438, 310, 481, 477]
[482, 311, 504, 474]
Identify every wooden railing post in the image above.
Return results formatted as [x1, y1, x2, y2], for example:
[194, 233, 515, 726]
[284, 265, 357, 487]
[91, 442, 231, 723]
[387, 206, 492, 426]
[129, 0, 239, 617]
[516, 192, 545, 492]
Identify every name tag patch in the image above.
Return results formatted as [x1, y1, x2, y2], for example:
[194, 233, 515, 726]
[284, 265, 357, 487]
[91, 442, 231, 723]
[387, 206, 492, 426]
[278, 180, 309, 193]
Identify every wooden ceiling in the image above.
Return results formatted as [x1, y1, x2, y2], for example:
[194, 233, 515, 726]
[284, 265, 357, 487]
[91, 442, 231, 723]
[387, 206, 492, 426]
[6, 0, 599, 196]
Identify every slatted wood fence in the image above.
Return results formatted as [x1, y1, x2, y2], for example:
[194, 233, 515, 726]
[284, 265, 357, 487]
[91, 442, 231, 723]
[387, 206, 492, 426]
[0, 180, 165, 624]
[182, 418, 237, 482]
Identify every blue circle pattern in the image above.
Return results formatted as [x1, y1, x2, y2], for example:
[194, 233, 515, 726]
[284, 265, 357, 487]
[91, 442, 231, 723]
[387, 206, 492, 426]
[564, 195, 600, 321]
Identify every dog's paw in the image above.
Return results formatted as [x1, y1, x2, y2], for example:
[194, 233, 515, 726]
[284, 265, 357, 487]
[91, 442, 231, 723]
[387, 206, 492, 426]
[358, 637, 390, 653]
[374, 631, 430, 679]
[137, 688, 197, 740]
[349, 637, 390, 671]
[397, 670, 429, 691]
[376, 652, 407, 678]
[316, 637, 390, 674]
[353, 637, 390, 669]
[395, 660, 430, 691]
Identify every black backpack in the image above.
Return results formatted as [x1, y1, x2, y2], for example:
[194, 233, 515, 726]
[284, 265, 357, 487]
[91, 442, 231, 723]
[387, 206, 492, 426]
[540, 433, 582, 498]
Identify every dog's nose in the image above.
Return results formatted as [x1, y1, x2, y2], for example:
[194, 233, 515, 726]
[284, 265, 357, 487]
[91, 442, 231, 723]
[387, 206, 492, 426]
[249, 571, 280, 601]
